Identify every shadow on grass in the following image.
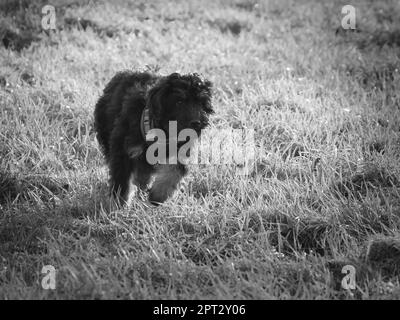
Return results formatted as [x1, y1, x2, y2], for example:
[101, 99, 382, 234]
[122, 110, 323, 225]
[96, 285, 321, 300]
[249, 212, 346, 256]
[0, 1, 135, 52]
[0, 170, 69, 205]
[334, 166, 399, 200]
[358, 30, 400, 49]
[326, 236, 400, 298]
[207, 18, 251, 36]
[336, 24, 400, 49]
[365, 236, 400, 277]
[0, 167, 120, 253]
[345, 63, 399, 91]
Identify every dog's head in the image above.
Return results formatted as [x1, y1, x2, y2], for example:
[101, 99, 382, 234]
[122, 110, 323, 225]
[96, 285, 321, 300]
[147, 73, 213, 137]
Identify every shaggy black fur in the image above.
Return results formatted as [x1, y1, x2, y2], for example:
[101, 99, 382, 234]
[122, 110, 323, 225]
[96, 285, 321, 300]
[94, 71, 213, 205]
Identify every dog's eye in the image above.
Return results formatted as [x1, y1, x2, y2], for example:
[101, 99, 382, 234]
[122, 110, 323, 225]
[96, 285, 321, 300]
[176, 100, 183, 106]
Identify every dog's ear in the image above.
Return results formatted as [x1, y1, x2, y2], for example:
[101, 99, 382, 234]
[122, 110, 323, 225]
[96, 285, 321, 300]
[201, 78, 212, 90]
[147, 74, 183, 122]
[200, 79, 214, 114]
[188, 73, 213, 114]
[203, 100, 214, 114]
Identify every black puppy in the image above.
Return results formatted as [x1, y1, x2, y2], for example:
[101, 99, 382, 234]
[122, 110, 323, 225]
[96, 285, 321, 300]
[94, 71, 213, 205]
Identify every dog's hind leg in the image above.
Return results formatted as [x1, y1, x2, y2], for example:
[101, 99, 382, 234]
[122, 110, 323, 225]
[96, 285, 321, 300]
[149, 164, 187, 205]
[109, 151, 132, 206]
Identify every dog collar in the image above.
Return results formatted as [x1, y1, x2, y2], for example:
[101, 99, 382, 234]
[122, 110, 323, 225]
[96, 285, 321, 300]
[140, 105, 152, 140]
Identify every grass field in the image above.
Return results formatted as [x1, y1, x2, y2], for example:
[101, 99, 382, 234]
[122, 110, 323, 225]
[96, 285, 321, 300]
[1, 0, 400, 299]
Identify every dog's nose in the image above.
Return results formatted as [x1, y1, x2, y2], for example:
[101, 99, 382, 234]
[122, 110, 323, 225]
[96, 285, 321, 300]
[190, 120, 201, 129]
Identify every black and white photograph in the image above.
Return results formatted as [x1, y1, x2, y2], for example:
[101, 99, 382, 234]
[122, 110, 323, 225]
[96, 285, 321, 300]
[0, 0, 400, 303]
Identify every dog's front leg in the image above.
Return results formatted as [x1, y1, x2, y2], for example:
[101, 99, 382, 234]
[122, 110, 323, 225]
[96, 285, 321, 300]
[131, 157, 154, 191]
[109, 150, 133, 206]
[149, 164, 187, 205]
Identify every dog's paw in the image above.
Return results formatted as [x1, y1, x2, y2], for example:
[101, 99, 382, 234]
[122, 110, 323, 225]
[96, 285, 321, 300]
[179, 179, 188, 194]
[148, 189, 168, 206]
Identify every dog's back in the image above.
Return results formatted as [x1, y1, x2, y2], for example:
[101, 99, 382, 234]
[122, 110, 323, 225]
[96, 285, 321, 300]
[94, 71, 157, 161]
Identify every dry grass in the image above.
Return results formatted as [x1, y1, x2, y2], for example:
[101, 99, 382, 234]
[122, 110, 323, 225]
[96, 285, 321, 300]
[0, 0, 400, 299]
